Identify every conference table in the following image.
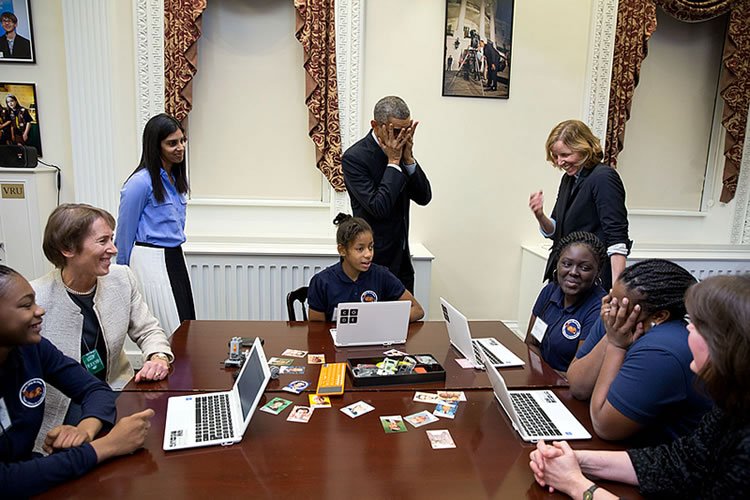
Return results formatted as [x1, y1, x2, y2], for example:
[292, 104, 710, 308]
[125, 320, 567, 393]
[39, 321, 642, 499]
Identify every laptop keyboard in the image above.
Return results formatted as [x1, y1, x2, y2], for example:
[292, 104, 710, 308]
[195, 393, 234, 442]
[510, 393, 560, 437]
[472, 340, 502, 366]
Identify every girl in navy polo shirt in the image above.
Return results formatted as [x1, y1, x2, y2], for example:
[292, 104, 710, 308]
[308, 213, 424, 322]
[0, 265, 154, 497]
[525, 232, 607, 372]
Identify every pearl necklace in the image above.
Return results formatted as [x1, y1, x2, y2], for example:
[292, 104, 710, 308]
[63, 281, 97, 296]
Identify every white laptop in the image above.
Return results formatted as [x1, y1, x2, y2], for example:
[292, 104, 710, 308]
[163, 338, 271, 451]
[440, 297, 524, 369]
[329, 301, 410, 347]
[480, 348, 591, 442]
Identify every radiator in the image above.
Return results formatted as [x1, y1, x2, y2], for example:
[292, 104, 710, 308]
[186, 254, 333, 321]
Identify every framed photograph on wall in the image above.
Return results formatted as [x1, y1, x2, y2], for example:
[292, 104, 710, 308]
[1, 82, 42, 155]
[0, 0, 35, 63]
[442, 0, 514, 99]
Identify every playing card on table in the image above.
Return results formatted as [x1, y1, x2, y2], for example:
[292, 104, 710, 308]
[404, 410, 439, 428]
[413, 392, 442, 404]
[259, 397, 292, 415]
[279, 366, 305, 375]
[282, 349, 308, 358]
[433, 402, 458, 419]
[426, 429, 456, 449]
[340, 401, 374, 418]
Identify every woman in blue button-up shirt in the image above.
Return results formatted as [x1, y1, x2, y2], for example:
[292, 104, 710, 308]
[115, 113, 195, 336]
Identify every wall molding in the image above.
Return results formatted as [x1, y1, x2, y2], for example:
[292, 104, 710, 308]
[583, 0, 618, 141]
[133, 0, 165, 138]
[730, 102, 750, 245]
[62, 0, 119, 214]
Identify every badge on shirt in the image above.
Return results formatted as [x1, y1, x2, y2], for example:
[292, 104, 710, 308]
[0, 397, 12, 432]
[19, 378, 46, 408]
[561, 319, 582, 340]
[82, 350, 105, 375]
[360, 290, 378, 302]
[530, 317, 548, 343]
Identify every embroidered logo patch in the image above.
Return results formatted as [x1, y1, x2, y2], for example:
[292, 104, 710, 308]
[360, 290, 378, 302]
[561, 319, 582, 340]
[19, 378, 46, 408]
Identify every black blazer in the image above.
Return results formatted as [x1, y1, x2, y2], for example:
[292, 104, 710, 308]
[544, 163, 630, 290]
[342, 131, 432, 277]
[0, 34, 31, 59]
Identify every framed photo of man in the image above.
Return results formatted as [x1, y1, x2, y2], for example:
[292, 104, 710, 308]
[442, 0, 514, 99]
[1, 82, 42, 156]
[0, 0, 35, 63]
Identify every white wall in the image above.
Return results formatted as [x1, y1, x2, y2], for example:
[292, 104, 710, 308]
[14, 0, 748, 324]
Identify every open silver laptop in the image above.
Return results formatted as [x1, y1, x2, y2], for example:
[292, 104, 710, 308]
[440, 297, 524, 369]
[330, 301, 409, 347]
[163, 338, 271, 451]
[480, 349, 590, 442]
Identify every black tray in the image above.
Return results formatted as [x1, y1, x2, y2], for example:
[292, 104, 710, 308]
[347, 354, 446, 387]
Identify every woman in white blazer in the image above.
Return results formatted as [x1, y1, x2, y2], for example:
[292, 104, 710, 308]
[31, 203, 173, 452]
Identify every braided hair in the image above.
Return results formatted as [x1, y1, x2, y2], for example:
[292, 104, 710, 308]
[333, 213, 373, 248]
[551, 231, 607, 277]
[618, 259, 696, 319]
[0, 265, 21, 298]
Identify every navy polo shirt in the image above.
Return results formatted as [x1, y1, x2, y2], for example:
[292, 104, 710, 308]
[307, 261, 406, 321]
[0, 338, 117, 497]
[604, 320, 712, 445]
[532, 282, 605, 371]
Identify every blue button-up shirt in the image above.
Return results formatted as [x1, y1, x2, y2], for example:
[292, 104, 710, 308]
[115, 168, 188, 265]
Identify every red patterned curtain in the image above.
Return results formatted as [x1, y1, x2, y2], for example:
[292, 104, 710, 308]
[164, 0, 208, 123]
[605, 0, 749, 202]
[294, 0, 345, 191]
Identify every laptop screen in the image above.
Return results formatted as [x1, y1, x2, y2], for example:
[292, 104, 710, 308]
[237, 345, 267, 421]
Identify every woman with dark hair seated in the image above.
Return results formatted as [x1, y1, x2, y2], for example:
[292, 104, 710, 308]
[0, 265, 154, 497]
[567, 259, 711, 444]
[529, 274, 750, 498]
[525, 231, 607, 372]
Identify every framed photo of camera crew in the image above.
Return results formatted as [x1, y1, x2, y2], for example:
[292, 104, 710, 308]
[1, 82, 42, 156]
[0, 0, 35, 63]
[442, 0, 514, 99]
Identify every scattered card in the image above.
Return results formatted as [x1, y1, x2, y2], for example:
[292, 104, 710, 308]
[436, 390, 467, 403]
[415, 355, 438, 365]
[455, 358, 475, 369]
[384, 348, 408, 357]
[282, 349, 308, 358]
[433, 402, 458, 419]
[282, 380, 310, 394]
[309, 394, 331, 408]
[426, 429, 456, 449]
[413, 392, 442, 404]
[308, 354, 326, 364]
[279, 366, 306, 375]
[340, 401, 375, 418]
[259, 397, 293, 415]
[287, 405, 314, 423]
[268, 357, 294, 366]
[380, 415, 407, 433]
[404, 410, 439, 428]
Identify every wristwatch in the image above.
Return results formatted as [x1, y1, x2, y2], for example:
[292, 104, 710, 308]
[150, 352, 170, 363]
[583, 484, 599, 500]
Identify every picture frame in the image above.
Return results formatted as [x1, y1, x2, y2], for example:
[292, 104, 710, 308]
[442, 0, 514, 99]
[0, 0, 35, 63]
[1, 82, 42, 156]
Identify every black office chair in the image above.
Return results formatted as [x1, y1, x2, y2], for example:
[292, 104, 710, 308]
[286, 286, 309, 321]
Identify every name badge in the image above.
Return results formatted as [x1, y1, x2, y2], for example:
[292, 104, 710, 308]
[0, 398, 12, 432]
[530, 317, 548, 343]
[82, 350, 105, 375]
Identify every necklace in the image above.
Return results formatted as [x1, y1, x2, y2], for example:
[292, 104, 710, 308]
[63, 280, 97, 296]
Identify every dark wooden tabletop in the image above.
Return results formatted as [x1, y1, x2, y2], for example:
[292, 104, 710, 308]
[39, 389, 641, 499]
[125, 320, 567, 393]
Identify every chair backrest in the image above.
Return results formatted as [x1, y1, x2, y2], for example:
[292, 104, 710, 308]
[286, 286, 309, 321]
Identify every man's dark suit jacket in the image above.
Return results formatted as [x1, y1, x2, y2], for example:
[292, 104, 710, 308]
[545, 163, 630, 291]
[0, 33, 32, 59]
[342, 131, 432, 289]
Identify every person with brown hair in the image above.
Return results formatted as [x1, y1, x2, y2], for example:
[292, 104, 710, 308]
[31, 203, 172, 453]
[529, 274, 750, 498]
[528, 120, 630, 290]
